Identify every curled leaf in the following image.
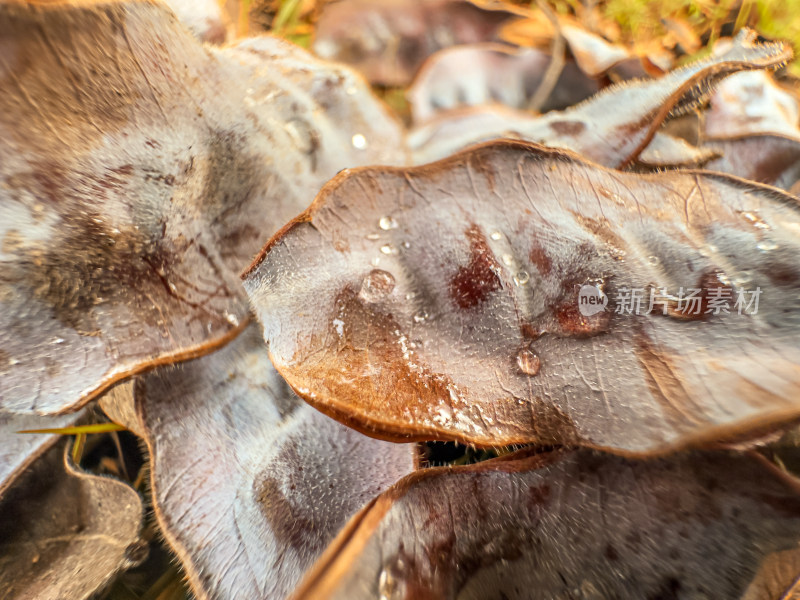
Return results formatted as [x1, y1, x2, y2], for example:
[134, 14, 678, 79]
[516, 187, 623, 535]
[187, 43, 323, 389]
[408, 29, 791, 166]
[0, 0, 405, 414]
[135, 325, 416, 600]
[293, 449, 800, 600]
[245, 140, 800, 453]
[0, 442, 144, 600]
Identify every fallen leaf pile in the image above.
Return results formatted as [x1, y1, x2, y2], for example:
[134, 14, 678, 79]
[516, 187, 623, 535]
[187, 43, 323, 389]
[2, 0, 800, 599]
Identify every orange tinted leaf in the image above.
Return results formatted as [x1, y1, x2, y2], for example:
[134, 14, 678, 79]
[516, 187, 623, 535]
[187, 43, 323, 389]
[245, 141, 800, 453]
[294, 449, 800, 600]
[135, 325, 416, 600]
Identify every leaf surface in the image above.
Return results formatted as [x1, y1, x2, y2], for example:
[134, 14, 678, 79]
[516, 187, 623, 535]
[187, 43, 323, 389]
[0, 0, 405, 414]
[408, 29, 791, 166]
[293, 449, 800, 600]
[245, 140, 800, 453]
[0, 441, 143, 600]
[135, 324, 416, 600]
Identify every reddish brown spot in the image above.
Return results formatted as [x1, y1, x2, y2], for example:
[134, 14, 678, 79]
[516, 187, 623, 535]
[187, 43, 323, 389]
[448, 225, 502, 310]
[520, 323, 543, 339]
[665, 269, 733, 320]
[765, 262, 800, 287]
[604, 543, 620, 562]
[529, 240, 552, 276]
[549, 120, 586, 137]
[554, 284, 611, 337]
[528, 484, 551, 507]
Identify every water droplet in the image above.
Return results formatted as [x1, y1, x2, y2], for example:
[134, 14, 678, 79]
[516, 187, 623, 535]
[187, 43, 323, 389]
[647, 255, 660, 266]
[378, 568, 393, 600]
[502, 254, 514, 266]
[517, 347, 541, 376]
[379, 216, 398, 230]
[50, 337, 65, 345]
[757, 240, 778, 252]
[224, 312, 240, 327]
[733, 270, 753, 286]
[405, 292, 416, 300]
[366, 233, 380, 240]
[332, 318, 345, 337]
[402, 241, 411, 249]
[490, 231, 503, 241]
[413, 311, 429, 323]
[351, 133, 367, 149]
[514, 271, 530, 286]
[380, 244, 397, 255]
[740, 210, 771, 230]
[359, 269, 396, 302]
[284, 119, 314, 154]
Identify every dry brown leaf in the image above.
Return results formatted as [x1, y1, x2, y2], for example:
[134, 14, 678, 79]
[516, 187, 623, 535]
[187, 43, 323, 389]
[406, 43, 599, 123]
[0, 441, 144, 600]
[312, 0, 526, 86]
[135, 324, 416, 600]
[706, 71, 800, 139]
[293, 449, 800, 600]
[560, 21, 631, 77]
[704, 134, 800, 191]
[245, 140, 800, 453]
[637, 132, 719, 168]
[0, 0, 406, 415]
[408, 29, 791, 165]
[0, 410, 84, 497]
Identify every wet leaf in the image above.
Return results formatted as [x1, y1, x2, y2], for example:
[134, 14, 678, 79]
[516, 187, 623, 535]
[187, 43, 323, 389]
[0, 0, 406, 415]
[312, 0, 525, 86]
[0, 441, 144, 600]
[408, 29, 791, 165]
[293, 449, 800, 600]
[245, 140, 800, 453]
[135, 324, 416, 600]
[406, 43, 599, 123]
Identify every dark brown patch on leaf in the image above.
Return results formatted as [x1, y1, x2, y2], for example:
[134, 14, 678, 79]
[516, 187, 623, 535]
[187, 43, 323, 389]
[449, 224, 503, 309]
